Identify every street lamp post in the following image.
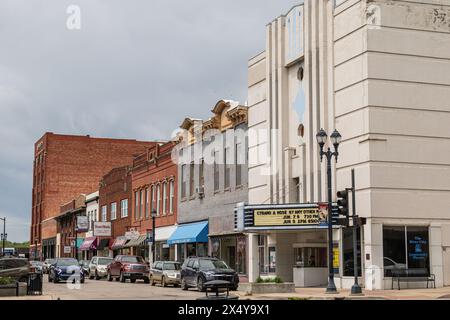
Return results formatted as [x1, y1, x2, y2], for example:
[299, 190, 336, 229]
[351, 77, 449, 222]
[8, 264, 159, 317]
[151, 209, 157, 263]
[316, 128, 342, 294]
[0, 217, 6, 257]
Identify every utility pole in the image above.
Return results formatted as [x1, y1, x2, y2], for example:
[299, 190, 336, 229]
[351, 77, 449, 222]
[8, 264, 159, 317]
[0, 217, 6, 257]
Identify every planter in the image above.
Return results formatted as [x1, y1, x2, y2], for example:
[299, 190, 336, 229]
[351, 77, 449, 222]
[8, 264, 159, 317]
[238, 282, 295, 294]
[0, 282, 27, 297]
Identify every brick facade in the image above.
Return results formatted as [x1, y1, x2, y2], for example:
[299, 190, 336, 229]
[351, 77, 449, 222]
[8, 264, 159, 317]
[131, 142, 178, 234]
[98, 166, 133, 242]
[31, 132, 156, 259]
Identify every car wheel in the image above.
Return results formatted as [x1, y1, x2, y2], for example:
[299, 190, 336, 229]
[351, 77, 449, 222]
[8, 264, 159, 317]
[181, 277, 188, 291]
[95, 271, 101, 280]
[162, 276, 167, 287]
[130, 278, 136, 283]
[197, 276, 205, 292]
[144, 277, 150, 284]
[107, 272, 113, 282]
[80, 278, 85, 284]
[89, 271, 94, 280]
[54, 277, 59, 284]
[120, 272, 126, 283]
[150, 275, 155, 286]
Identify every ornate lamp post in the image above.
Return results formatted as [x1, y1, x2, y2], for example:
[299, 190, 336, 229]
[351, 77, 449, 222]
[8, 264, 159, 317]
[316, 128, 342, 294]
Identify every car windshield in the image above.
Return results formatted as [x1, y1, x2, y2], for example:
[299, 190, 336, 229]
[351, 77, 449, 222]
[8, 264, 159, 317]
[121, 256, 143, 263]
[56, 259, 79, 267]
[98, 258, 113, 265]
[164, 262, 180, 270]
[31, 261, 43, 266]
[46, 259, 56, 264]
[199, 259, 229, 270]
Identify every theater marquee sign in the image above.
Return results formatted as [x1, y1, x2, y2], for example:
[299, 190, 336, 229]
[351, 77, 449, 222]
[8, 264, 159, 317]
[254, 208, 325, 227]
[234, 203, 334, 231]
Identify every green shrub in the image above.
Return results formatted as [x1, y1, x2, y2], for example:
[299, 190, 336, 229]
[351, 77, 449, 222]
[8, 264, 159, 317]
[255, 276, 283, 284]
[0, 277, 15, 285]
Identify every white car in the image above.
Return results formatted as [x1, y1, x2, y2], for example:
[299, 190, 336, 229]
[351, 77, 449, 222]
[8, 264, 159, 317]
[43, 258, 56, 274]
[88, 256, 114, 280]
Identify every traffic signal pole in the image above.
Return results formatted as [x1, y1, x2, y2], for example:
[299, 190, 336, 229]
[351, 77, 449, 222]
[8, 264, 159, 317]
[350, 169, 363, 295]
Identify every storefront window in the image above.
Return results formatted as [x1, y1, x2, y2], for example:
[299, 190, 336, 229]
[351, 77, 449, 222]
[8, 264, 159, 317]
[383, 226, 429, 276]
[197, 243, 208, 257]
[342, 228, 362, 276]
[269, 247, 276, 273]
[211, 238, 220, 258]
[236, 237, 246, 274]
[295, 247, 327, 267]
[258, 235, 267, 274]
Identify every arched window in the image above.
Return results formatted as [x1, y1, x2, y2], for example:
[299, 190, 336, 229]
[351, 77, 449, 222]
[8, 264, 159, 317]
[156, 184, 161, 216]
[169, 180, 174, 214]
[162, 181, 167, 215]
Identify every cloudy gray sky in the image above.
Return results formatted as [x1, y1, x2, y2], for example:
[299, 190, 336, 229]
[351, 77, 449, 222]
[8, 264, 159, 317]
[0, 0, 299, 242]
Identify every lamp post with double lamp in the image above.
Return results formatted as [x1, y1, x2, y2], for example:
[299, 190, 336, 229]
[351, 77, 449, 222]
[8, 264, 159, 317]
[0, 217, 6, 257]
[316, 128, 342, 294]
[151, 209, 157, 263]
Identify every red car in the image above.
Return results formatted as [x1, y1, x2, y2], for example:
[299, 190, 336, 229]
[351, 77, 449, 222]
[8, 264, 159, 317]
[106, 255, 150, 283]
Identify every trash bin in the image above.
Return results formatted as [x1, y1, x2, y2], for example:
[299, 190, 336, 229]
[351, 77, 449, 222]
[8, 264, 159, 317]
[197, 280, 239, 300]
[27, 272, 43, 296]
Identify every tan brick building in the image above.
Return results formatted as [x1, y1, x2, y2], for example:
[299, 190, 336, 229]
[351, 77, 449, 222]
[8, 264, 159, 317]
[30, 132, 156, 259]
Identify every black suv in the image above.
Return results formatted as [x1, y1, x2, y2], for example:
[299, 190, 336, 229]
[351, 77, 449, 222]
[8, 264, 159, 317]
[180, 257, 239, 291]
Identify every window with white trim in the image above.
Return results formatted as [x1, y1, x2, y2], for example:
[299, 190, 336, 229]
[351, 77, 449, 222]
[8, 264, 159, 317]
[169, 180, 174, 214]
[101, 205, 107, 222]
[121, 199, 128, 218]
[110, 202, 117, 220]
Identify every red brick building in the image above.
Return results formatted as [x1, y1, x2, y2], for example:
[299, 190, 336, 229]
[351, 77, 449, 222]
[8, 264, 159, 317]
[55, 194, 86, 258]
[31, 132, 157, 259]
[130, 142, 178, 261]
[98, 165, 134, 257]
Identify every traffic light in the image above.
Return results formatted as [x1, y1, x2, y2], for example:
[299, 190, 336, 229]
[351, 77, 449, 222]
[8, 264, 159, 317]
[336, 190, 349, 218]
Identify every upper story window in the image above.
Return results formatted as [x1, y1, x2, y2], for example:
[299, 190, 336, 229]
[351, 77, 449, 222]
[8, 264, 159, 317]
[140, 189, 145, 220]
[151, 185, 155, 214]
[162, 181, 167, 215]
[181, 165, 187, 199]
[189, 162, 195, 197]
[199, 159, 205, 188]
[101, 205, 107, 222]
[169, 180, 174, 214]
[110, 202, 117, 221]
[214, 150, 220, 192]
[121, 199, 128, 218]
[224, 147, 231, 189]
[236, 142, 243, 187]
[145, 188, 150, 219]
[156, 184, 161, 216]
[135, 191, 139, 221]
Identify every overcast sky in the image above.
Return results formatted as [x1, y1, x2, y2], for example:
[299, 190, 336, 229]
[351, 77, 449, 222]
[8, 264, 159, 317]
[0, 0, 300, 242]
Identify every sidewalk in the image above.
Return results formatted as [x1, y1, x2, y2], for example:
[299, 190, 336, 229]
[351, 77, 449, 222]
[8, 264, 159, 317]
[236, 287, 450, 300]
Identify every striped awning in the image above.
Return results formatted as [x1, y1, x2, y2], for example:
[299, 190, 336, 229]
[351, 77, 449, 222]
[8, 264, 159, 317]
[123, 235, 147, 248]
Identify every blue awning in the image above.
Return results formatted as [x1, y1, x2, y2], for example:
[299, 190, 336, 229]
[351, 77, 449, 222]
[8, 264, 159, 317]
[167, 221, 208, 245]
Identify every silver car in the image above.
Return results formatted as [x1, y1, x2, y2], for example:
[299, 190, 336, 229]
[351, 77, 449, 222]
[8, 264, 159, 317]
[150, 261, 181, 287]
[88, 256, 114, 280]
[43, 258, 56, 274]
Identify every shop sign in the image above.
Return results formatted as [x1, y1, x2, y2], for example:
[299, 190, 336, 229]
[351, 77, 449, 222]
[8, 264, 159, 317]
[64, 246, 72, 254]
[76, 216, 89, 232]
[253, 208, 326, 227]
[94, 222, 111, 237]
[333, 243, 340, 273]
[125, 230, 140, 240]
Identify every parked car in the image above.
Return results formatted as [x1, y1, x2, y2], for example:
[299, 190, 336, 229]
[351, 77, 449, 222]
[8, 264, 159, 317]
[43, 258, 56, 274]
[107, 255, 150, 283]
[0, 257, 30, 282]
[79, 260, 90, 276]
[48, 258, 85, 283]
[88, 256, 113, 280]
[384, 257, 407, 276]
[29, 260, 44, 274]
[150, 261, 181, 287]
[180, 257, 239, 292]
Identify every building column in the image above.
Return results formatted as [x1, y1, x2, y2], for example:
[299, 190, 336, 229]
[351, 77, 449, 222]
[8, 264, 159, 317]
[363, 222, 383, 290]
[247, 234, 259, 282]
[430, 224, 444, 288]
